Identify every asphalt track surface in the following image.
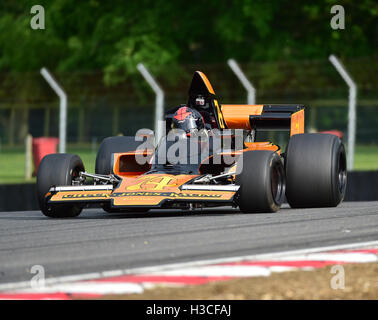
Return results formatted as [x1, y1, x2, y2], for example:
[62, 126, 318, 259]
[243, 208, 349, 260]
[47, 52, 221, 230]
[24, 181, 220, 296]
[0, 201, 377, 284]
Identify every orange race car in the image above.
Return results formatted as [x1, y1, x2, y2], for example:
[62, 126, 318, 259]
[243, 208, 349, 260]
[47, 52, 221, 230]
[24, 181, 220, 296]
[36, 71, 347, 218]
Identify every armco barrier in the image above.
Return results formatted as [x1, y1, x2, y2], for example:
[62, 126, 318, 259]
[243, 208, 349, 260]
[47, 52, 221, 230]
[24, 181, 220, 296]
[0, 171, 377, 212]
[344, 171, 378, 201]
[0, 184, 38, 212]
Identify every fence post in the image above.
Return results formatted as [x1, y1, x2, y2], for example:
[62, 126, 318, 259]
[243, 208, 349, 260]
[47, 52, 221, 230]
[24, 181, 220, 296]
[137, 63, 164, 145]
[227, 59, 256, 105]
[25, 134, 32, 180]
[40, 68, 67, 153]
[329, 55, 357, 170]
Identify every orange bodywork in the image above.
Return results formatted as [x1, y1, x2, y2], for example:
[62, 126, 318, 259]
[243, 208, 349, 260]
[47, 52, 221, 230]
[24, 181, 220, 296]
[221, 104, 304, 135]
[113, 174, 233, 206]
[112, 150, 154, 177]
[244, 141, 281, 154]
[196, 71, 215, 95]
[221, 105, 263, 130]
[290, 109, 305, 136]
[50, 190, 113, 202]
[49, 173, 235, 206]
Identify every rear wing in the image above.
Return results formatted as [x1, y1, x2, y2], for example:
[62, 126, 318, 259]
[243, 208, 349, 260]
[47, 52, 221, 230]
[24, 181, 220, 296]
[164, 71, 304, 136]
[220, 104, 304, 136]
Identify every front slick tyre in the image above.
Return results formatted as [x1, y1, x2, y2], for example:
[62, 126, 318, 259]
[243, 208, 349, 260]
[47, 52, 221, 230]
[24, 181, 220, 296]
[37, 154, 84, 218]
[236, 151, 285, 213]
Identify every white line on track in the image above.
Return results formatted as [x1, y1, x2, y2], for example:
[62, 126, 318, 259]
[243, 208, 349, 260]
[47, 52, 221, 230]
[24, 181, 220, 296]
[17, 282, 145, 295]
[1, 240, 378, 292]
[154, 266, 272, 277]
[266, 252, 378, 263]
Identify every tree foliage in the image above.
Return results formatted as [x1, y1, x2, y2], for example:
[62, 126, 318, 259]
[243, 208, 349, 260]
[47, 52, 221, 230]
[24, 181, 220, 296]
[0, 0, 377, 84]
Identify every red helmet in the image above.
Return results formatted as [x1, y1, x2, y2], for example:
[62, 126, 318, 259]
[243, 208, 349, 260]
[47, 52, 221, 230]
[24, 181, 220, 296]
[171, 106, 204, 134]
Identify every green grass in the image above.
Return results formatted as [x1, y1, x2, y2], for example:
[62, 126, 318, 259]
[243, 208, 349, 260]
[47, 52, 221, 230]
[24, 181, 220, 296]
[350, 145, 378, 171]
[0, 144, 377, 184]
[0, 144, 97, 184]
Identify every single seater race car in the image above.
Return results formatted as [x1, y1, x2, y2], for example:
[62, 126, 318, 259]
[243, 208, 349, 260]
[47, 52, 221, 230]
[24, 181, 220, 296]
[37, 71, 347, 218]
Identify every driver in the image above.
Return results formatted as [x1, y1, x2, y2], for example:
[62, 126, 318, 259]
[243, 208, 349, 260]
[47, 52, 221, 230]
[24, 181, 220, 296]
[168, 106, 212, 166]
[171, 106, 205, 136]
[151, 106, 210, 172]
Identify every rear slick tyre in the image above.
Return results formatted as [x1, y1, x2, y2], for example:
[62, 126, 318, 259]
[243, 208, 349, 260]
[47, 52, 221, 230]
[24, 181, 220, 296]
[95, 136, 149, 175]
[285, 133, 347, 208]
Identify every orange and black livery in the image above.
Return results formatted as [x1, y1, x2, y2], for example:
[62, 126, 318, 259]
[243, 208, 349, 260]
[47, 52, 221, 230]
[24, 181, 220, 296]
[36, 72, 347, 218]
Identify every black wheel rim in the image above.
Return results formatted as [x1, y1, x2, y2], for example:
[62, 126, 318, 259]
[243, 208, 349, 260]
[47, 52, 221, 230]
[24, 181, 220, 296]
[271, 163, 285, 204]
[338, 151, 347, 195]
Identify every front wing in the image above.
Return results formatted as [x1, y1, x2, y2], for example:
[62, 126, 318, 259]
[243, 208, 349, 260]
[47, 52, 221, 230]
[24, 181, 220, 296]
[47, 174, 238, 209]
